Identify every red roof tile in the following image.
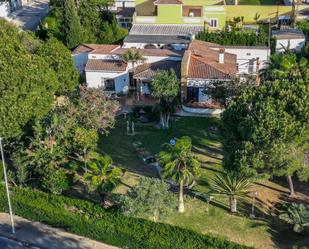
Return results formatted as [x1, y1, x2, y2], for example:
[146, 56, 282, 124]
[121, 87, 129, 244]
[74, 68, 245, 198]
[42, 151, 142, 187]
[72, 44, 120, 55]
[186, 40, 237, 80]
[134, 60, 181, 79]
[85, 60, 127, 72]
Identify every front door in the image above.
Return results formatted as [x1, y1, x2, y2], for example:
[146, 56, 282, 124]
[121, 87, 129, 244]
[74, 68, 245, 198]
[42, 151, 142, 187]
[187, 87, 199, 102]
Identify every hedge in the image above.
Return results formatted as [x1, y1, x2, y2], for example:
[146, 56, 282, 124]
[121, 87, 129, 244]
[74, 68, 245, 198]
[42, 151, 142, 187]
[0, 186, 253, 249]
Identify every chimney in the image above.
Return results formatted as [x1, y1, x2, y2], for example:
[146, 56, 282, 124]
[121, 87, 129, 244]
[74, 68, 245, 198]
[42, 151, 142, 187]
[219, 48, 225, 64]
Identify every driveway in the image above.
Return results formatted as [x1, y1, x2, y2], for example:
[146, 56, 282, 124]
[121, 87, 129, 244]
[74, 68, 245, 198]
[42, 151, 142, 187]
[6, 0, 49, 31]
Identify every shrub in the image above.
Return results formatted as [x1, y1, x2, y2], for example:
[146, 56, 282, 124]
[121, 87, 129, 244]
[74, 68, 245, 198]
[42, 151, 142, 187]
[196, 30, 268, 46]
[0, 186, 252, 249]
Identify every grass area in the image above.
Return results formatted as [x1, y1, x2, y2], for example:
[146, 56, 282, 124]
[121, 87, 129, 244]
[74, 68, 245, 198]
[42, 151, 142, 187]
[100, 116, 309, 249]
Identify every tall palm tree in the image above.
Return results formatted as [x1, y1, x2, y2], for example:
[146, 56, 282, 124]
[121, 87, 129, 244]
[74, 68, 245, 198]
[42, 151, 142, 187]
[159, 136, 201, 213]
[210, 171, 252, 213]
[122, 49, 146, 100]
[279, 203, 309, 234]
[83, 155, 122, 205]
[122, 49, 146, 73]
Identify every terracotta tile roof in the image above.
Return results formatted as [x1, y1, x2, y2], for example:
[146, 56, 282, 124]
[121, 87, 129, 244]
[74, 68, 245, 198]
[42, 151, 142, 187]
[72, 44, 120, 55]
[113, 48, 184, 57]
[187, 40, 237, 80]
[134, 60, 181, 79]
[85, 60, 127, 72]
[154, 0, 183, 4]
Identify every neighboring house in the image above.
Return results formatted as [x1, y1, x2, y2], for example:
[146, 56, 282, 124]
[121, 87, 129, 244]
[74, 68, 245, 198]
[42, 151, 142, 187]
[181, 40, 237, 106]
[272, 28, 306, 52]
[133, 0, 307, 31]
[116, 7, 135, 30]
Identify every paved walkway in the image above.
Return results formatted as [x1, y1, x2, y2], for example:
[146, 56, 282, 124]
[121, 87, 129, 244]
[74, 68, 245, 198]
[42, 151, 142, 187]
[0, 213, 120, 249]
[6, 0, 49, 31]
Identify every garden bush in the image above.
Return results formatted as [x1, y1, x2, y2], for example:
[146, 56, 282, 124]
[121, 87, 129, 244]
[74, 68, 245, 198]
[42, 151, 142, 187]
[196, 30, 268, 46]
[0, 186, 253, 249]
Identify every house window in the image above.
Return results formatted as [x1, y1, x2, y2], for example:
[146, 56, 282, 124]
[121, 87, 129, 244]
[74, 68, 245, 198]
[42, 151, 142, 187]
[209, 19, 218, 28]
[101, 78, 115, 91]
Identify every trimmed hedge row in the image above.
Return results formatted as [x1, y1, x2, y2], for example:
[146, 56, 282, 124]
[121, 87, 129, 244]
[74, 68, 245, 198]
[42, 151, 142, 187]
[0, 186, 253, 249]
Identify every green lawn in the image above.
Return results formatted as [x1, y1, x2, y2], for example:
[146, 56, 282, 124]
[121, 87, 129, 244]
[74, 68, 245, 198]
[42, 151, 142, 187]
[100, 117, 309, 249]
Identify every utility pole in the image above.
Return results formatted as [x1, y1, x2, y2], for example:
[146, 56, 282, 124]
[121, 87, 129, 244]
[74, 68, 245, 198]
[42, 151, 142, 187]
[0, 137, 15, 234]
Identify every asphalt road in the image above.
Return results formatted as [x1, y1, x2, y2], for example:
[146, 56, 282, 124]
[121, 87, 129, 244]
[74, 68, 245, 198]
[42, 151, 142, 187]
[0, 236, 29, 249]
[8, 0, 49, 31]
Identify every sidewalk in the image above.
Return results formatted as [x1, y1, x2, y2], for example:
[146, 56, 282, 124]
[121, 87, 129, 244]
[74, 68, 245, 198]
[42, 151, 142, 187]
[0, 213, 120, 249]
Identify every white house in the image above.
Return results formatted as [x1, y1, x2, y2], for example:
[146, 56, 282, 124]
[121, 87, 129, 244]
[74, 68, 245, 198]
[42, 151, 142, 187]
[72, 40, 269, 100]
[272, 28, 306, 53]
[72, 44, 183, 94]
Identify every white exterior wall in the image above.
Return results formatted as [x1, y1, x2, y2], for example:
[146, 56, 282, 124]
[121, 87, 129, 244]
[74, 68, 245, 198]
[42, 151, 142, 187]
[72, 53, 89, 73]
[224, 48, 269, 75]
[275, 39, 305, 53]
[0, 2, 10, 18]
[85, 70, 130, 93]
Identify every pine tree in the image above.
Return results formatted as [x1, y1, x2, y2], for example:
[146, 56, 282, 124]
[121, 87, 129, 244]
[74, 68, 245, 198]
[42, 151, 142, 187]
[61, 0, 83, 49]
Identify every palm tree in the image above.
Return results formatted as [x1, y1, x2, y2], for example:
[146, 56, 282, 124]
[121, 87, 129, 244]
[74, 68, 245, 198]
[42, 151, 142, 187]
[122, 49, 146, 100]
[83, 155, 122, 205]
[159, 136, 201, 213]
[210, 171, 252, 213]
[262, 53, 309, 81]
[122, 49, 146, 73]
[279, 203, 309, 234]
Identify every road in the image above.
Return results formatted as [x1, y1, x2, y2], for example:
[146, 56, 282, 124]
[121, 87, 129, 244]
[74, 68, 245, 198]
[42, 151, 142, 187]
[0, 213, 120, 249]
[6, 0, 49, 31]
[0, 236, 28, 249]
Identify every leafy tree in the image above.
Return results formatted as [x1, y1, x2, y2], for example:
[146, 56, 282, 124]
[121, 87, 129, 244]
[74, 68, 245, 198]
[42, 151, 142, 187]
[69, 86, 119, 133]
[0, 19, 58, 139]
[40, 0, 127, 45]
[61, 0, 84, 48]
[37, 37, 79, 95]
[122, 49, 146, 72]
[210, 171, 252, 213]
[159, 136, 201, 213]
[204, 80, 255, 108]
[279, 203, 309, 235]
[83, 155, 122, 205]
[121, 177, 177, 222]
[222, 80, 309, 196]
[151, 70, 180, 129]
